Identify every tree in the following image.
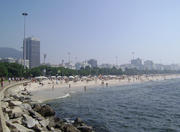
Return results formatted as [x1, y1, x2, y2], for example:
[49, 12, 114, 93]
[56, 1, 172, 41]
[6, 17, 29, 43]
[0, 64, 8, 77]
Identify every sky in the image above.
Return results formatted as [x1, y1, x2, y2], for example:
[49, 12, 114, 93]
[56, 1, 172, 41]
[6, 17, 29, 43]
[1, 0, 180, 65]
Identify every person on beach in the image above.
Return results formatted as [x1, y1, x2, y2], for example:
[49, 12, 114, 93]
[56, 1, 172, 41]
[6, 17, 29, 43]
[84, 86, 87, 91]
[52, 81, 55, 90]
[1, 77, 4, 88]
[101, 81, 104, 85]
[106, 82, 108, 87]
[8, 77, 11, 84]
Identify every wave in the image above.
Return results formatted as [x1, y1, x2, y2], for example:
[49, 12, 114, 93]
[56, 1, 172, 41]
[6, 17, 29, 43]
[57, 93, 70, 99]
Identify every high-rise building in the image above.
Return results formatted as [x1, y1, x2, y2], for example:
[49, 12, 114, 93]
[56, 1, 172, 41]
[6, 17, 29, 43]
[144, 60, 154, 70]
[23, 37, 40, 68]
[130, 58, 143, 70]
[131, 58, 142, 66]
[87, 59, 97, 68]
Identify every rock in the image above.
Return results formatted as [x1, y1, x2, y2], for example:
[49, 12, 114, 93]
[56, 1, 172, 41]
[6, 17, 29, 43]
[20, 103, 32, 111]
[33, 104, 55, 117]
[6, 120, 34, 132]
[9, 100, 22, 106]
[18, 96, 26, 102]
[73, 118, 87, 127]
[77, 126, 93, 132]
[48, 116, 64, 128]
[33, 124, 43, 132]
[1, 102, 9, 108]
[22, 114, 39, 128]
[74, 118, 84, 126]
[39, 119, 49, 128]
[32, 104, 41, 112]
[63, 124, 81, 132]
[11, 117, 22, 124]
[13, 123, 34, 132]
[28, 109, 45, 121]
[9, 106, 23, 119]
[4, 113, 9, 120]
[2, 98, 11, 102]
[3, 107, 11, 113]
[54, 129, 62, 132]
[13, 112, 22, 118]
[75, 118, 83, 124]
[12, 106, 23, 113]
[20, 90, 29, 95]
[10, 94, 21, 100]
[51, 127, 55, 131]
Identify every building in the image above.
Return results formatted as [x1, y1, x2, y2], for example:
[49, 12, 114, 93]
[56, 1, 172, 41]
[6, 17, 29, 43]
[87, 59, 97, 68]
[64, 62, 75, 69]
[23, 37, 40, 68]
[131, 58, 142, 66]
[99, 63, 113, 69]
[75, 62, 83, 70]
[144, 60, 154, 70]
[131, 58, 143, 70]
[16, 59, 29, 69]
[0, 57, 16, 63]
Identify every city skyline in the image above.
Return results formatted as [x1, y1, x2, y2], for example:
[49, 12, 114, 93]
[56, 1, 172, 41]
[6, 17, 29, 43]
[1, 0, 180, 65]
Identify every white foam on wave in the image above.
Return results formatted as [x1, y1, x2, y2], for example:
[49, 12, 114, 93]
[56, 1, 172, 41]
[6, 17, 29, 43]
[57, 93, 70, 99]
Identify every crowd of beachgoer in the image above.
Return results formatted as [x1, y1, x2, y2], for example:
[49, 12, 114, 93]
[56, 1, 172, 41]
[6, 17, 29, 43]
[0, 77, 25, 88]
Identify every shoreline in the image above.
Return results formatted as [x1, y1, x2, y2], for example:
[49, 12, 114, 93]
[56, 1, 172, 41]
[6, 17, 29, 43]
[2, 73, 180, 132]
[2, 82, 94, 132]
[19, 74, 180, 103]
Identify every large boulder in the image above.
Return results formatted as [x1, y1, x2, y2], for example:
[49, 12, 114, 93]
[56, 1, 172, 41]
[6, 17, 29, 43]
[28, 109, 45, 121]
[6, 120, 34, 132]
[77, 126, 93, 132]
[9, 106, 23, 119]
[11, 106, 23, 113]
[33, 104, 55, 117]
[1, 101, 9, 109]
[48, 116, 64, 128]
[32, 104, 41, 112]
[39, 119, 49, 128]
[10, 117, 22, 124]
[33, 123, 44, 132]
[20, 103, 32, 111]
[22, 114, 39, 128]
[9, 100, 22, 107]
[74, 118, 84, 126]
[63, 124, 81, 132]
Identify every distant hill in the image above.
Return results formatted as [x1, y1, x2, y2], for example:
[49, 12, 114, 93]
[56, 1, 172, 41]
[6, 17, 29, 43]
[0, 47, 22, 59]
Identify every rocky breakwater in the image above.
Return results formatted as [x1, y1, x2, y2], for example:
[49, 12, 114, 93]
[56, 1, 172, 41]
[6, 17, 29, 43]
[2, 88, 94, 132]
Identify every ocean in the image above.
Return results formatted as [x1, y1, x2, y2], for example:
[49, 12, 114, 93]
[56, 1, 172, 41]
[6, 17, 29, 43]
[48, 78, 180, 132]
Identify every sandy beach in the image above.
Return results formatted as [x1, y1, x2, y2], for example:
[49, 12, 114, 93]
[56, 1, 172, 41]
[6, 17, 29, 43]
[8, 74, 180, 103]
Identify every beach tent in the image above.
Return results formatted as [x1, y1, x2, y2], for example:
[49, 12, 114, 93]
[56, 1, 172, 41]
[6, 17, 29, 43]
[69, 76, 74, 81]
[51, 76, 56, 79]
[69, 76, 74, 79]
[57, 76, 62, 79]
[35, 76, 48, 80]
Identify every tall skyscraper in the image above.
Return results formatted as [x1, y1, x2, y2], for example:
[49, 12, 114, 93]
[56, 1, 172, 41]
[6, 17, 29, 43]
[23, 37, 40, 68]
[87, 59, 98, 68]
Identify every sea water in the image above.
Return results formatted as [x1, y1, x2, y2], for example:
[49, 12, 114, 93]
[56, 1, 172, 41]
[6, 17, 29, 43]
[48, 78, 180, 132]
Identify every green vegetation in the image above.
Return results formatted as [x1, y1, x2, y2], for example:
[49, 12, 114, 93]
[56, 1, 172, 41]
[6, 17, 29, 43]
[0, 62, 179, 78]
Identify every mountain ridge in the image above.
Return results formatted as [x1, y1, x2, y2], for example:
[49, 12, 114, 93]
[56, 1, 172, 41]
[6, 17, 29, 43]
[0, 47, 22, 59]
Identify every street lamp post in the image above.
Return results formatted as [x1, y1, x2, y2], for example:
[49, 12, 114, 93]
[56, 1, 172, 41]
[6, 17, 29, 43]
[22, 12, 28, 69]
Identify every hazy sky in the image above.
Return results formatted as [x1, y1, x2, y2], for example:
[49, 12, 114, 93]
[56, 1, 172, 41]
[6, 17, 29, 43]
[1, 0, 180, 65]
